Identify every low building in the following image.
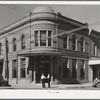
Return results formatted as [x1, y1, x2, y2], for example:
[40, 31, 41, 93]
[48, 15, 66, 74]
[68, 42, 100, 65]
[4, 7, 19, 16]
[0, 6, 99, 85]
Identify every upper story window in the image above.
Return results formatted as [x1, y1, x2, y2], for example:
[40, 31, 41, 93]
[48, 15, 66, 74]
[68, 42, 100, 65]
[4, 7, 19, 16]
[80, 37, 85, 52]
[13, 38, 17, 51]
[63, 34, 67, 49]
[0, 43, 2, 55]
[72, 35, 77, 50]
[93, 43, 97, 56]
[21, 35, 25, 49]
[35, 30, 52, 47]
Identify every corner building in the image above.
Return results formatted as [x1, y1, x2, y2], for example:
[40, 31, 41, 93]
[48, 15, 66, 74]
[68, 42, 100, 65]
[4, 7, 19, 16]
[0, 6, 95, 84]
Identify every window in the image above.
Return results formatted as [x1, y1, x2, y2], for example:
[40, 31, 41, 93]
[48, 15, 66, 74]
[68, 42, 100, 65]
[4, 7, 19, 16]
[80, 60, 85, 80]
[72, 35, 76, 50]
[63, 59, 69, 78]
[21, 58, 26, 78]
[35, 31, 38, 46]
[5, 61, 9, 78]
[80, 37, 84, 52]
[21, 35, 25, 49]
[34, 30, 52, 47]
[7, 41, 9, 53]
[48, 31, 52, 46]
[40, 30, 46, 46]
[63, 34, 67, 48]
[13, 38, 17, 51]
[0, 43, 2, 55]
[72, 59, 77, 78]
[12, 60, 17, 78]
[93, 43, 97, 56]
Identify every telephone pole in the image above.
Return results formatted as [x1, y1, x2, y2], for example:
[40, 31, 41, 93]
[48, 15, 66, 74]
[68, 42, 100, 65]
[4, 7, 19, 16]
[5, 38, 9, 85]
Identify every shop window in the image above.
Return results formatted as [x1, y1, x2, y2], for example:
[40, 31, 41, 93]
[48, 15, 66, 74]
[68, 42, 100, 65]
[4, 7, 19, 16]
[20, 58, 26, 78]
[40, 30, 46, 46]
[12, 60, 17, 78]
[21, 35, 25, 49]
[80, 60, 85, 80]
[63, 34, 67, 49]
[72, 59, 77, 78]
[72, 35, 77, 50]
[13, 38, 17, 51]
[0, 43, 2, 55]
[80, 37, 85, 52]
[5, 61, 9, 78]
[63, 59, 69, 78]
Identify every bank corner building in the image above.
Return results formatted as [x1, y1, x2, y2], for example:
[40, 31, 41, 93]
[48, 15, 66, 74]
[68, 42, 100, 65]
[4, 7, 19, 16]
[0, 6, 99, 85]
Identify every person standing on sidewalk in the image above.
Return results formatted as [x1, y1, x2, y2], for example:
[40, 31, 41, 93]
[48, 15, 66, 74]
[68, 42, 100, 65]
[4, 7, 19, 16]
[47, 74, 51, 88]
[41, 73, 46, 88]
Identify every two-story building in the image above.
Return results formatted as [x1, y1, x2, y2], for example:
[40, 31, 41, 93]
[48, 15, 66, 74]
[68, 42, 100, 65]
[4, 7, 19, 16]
[0, 6, 99, 85]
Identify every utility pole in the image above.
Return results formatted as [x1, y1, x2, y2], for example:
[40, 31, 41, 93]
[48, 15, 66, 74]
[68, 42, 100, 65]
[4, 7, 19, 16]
[5, 38, 9, 85]
[30, 12, 32, 52]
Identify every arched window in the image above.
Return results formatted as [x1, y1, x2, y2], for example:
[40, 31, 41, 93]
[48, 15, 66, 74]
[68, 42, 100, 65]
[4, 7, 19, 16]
[13, 38, 17, 51]
[63, 34, 67, 49]
[0, 43, 2, 55]
[21, 35, 25, 49]
[80, 37, 85, 52]
[72, 35, 77, 50]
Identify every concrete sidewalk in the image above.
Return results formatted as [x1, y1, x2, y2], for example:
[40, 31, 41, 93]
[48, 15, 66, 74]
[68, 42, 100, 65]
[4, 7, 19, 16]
[5, 82, 92, 89]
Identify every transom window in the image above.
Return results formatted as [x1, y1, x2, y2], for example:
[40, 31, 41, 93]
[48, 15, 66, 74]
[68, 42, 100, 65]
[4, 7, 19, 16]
[13, 38, 17, 51]
[35, 30, 52, 47]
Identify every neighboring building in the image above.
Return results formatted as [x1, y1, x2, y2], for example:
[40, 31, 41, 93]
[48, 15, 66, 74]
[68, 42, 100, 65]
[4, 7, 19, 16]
[0, 6, 99, 85]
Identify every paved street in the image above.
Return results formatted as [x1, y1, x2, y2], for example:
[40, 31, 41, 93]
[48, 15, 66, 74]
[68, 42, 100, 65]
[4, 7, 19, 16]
[0, 83, 100, 90]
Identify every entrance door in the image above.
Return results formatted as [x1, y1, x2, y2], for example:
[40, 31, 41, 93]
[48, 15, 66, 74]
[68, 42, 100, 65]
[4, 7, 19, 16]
[0, 61, 3, 75]
[36, 62, 50, 83]
[93, 66, 98, 80]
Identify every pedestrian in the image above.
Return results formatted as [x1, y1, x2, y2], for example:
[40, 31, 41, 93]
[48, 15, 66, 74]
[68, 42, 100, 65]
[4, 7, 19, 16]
[47, 74, 51, 88]
[41, 73, 46, 88]
[92, 78, 100, 87]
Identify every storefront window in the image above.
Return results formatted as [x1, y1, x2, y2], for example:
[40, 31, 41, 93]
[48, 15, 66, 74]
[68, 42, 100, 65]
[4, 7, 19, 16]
[20, 58, 26, 78]
[72, 59, 77, 78]
[80, 60, 85, 80]
[12, 60, 17, 78]
[63, 59, 69, 78]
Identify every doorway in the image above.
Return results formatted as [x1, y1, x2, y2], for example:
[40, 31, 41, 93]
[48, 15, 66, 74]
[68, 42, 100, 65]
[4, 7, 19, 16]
[36, 61, 50, 83]
[0, 61, 3, 75]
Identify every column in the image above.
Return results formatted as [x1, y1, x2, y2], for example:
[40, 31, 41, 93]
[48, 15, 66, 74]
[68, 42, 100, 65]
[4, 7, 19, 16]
[9, 60, 12, 84]
[2, 59, 5, 79]
[17, 57, 21, 83]
[33, 57, 36, 83]
[50, 56, 54, 83]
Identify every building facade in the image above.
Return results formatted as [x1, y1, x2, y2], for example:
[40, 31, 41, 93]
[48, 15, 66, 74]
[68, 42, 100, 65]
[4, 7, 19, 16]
[0, 6, 99, 85]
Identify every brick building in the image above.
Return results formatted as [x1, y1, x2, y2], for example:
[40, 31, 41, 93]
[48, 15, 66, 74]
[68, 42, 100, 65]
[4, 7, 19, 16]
[0, 6, 99, 85]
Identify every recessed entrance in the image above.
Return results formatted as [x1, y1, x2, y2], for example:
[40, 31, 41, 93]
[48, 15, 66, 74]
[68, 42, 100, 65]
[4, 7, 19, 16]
[36, 56, 50, 83]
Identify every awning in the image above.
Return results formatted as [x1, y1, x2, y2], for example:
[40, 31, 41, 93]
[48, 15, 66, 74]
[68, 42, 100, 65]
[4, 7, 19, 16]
[17, 51, 65, 57]
[89, 60, 100, 65]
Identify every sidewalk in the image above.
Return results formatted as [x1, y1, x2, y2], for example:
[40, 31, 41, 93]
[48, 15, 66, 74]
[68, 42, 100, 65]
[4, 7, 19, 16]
[1, 82, 92, 89]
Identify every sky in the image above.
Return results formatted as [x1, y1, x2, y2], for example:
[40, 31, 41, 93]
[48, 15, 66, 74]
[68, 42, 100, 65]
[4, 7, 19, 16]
[0, 4, 100, 31]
